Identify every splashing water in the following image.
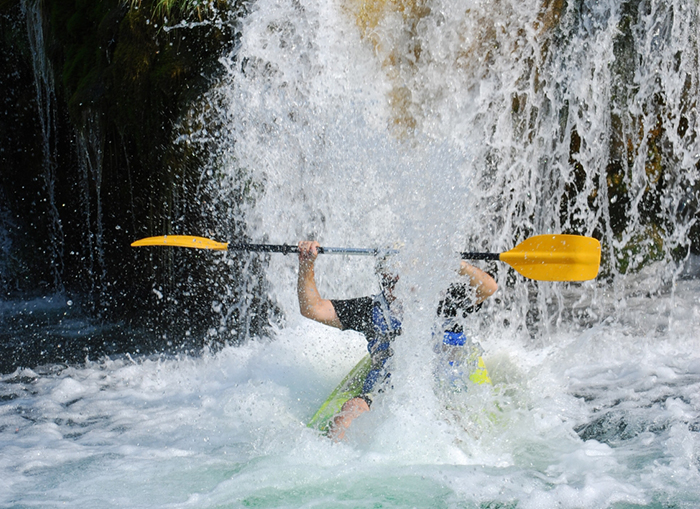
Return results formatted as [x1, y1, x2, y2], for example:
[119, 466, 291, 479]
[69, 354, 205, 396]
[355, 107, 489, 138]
[3, 0, 700, 507]
[1, 283, 700, 508]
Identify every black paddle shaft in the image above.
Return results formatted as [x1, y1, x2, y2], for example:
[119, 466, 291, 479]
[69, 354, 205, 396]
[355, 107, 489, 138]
[228, 243, 500, 260]
[228, 243, 300, 254]
[459, 251, 500, 261]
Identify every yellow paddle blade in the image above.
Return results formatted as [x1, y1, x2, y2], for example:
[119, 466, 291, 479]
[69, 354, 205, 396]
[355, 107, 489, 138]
[131, 235, 229, 250]
[499, 234, 601, 281]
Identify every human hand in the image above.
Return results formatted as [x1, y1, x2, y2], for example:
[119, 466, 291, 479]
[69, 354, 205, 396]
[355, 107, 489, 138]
[298, 240, 320, 267]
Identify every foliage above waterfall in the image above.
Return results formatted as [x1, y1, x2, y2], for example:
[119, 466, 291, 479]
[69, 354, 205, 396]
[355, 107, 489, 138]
[46, 0, 237, 130]
[128, 0, 229, 19]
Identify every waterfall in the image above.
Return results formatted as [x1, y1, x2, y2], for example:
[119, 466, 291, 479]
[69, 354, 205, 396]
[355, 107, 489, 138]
[19, 0, 111, 313]
[21, 0, 65, 293]
[177, 0, 700, 343]
[75, 111, 107, 313]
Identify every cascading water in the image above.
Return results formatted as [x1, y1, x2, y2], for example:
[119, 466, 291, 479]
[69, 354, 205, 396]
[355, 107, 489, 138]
[21, 0, 65, 292]
[75, 112, 107, 313]
[2, 0, 700, 507]
[201, 0, 699, 336]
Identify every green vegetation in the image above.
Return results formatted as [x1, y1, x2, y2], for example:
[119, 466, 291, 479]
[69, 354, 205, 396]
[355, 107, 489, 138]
[128, 0, 228, 19]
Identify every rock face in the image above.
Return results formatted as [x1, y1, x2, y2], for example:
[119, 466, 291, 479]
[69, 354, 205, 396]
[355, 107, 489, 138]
[0, 0, 277, 370]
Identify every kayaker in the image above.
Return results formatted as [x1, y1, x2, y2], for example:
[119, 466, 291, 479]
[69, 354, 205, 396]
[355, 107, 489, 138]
[297, 240, 498, 440]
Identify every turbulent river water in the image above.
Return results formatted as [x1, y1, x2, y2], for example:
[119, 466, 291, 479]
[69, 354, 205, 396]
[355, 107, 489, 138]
[1, 280, 700, 508]
[3, 0, 700, 507]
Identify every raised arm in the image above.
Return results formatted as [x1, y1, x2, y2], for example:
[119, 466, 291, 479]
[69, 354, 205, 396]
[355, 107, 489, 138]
[297, 241, 343, 328]
[458, 260, 498, 304]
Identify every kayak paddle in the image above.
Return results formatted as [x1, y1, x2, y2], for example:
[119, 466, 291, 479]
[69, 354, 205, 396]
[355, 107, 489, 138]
[131, 234, 601, 281]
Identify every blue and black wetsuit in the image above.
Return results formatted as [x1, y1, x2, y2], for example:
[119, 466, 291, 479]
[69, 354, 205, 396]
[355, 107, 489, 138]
[330, 293, 401, 405]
